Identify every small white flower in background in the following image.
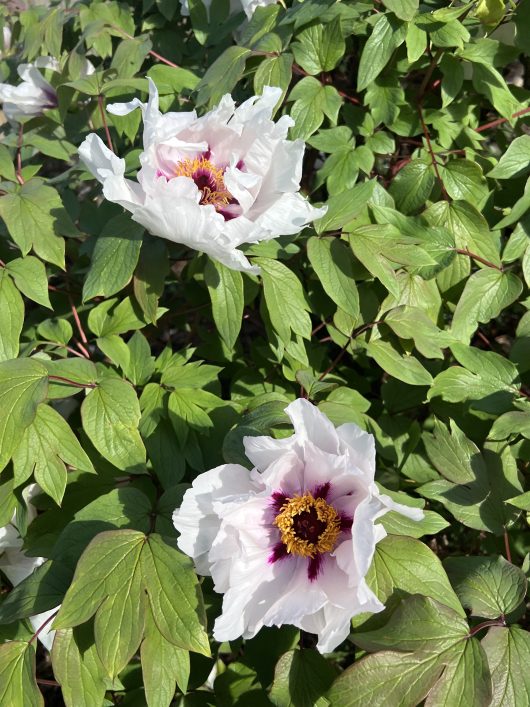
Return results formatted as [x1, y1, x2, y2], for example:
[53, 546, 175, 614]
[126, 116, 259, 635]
[0, 57, 59, 122]
[179, 0, 277, 20]
[1, 25, 12, 58]
[0, 485, 58, 651]
[173, 399, 423, 653]
[78, 81, 325, 273]
[0, 55, 94, 123]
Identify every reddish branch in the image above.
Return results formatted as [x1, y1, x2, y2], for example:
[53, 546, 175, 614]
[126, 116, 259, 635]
[475, 106, 530, 133]
[110, 25, 179, 68]
[29, 610, 59, 644]
[455, 248, 503, 272]
[416, 49, 449, 201]
[97, 94, 114, 152]
[16, 124, 24, 185]
[48, 375, 97, 389]
[467, 618, 506, 638]
[504, 528, 512, 563]
[318, 321, 382, 382]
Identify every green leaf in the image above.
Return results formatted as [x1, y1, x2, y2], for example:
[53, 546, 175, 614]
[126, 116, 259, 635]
[441, 160, 489, 207]
[0, 181, 77, 268]
[52, 625, 108, 707]
[133, 238, 169, 325]
[424, 637, 491, 707]
[12, 403, 93, 503]
[88, 296, 154, 337]
[389, 159, 435, 214]
[256, 258, 311, 342]
[380, 509, 449, 538]
[327, 648, 445, 707]
[0, 358, 49, 473]
[291, 17, 345, 75]
[365, 339, 433, 386]
[444, 556, 527, 619]
[254, 54, 293, 104]
[204, 259, 244, 350]
[53, 531, 210, 671]
[0, 560, 72, 624]
[307, 237, 359, 318]
[384, 305, 449, 359]
[83, 214, 144, 301]
[357, 14, 406, 91]
[196, 46, 251, 107]
[141, 604, 190, 707]
[481, 626, 530, 707]
[489, 135, 530, 180]
[288, 76, 342, 141]
[141, 534, 209, 655]
[315, 179, 375, 233]
[5, 256, 51, 309]
[354, 595, 469, 654]
[451, 269, 522, 343]
[0, 144, 17, 181]
[366, 535, 465, 616]
[382, 0, 419, 21]
[489, 411, 530, 441]
[81, 376, 146, 472]
[270, 649, 336, 707]
[424, 418, 483, 484]
[419, 445, 521, 534]
[0, 641, 43, 707]
[0, 270, 24, 362]
[37, 318, 73, 346]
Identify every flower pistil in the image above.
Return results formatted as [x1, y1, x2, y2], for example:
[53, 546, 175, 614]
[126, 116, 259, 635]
[175, 156, 232, 211]
[273, 492, 341, 559]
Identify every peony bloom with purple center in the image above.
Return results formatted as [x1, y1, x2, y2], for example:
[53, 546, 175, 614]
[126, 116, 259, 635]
[78, 81, 326, 273]
[173, 399, 423, 653]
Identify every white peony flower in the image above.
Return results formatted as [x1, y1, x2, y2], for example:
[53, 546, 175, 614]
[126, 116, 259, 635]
[173, 398, 424, 653]
[0, 56, 59, 122]
[0, 485, 58, 651]
[78, 81, 325, 273]
[179, 0, 277, 20]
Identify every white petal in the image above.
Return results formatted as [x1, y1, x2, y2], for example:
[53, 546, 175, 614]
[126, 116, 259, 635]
[378, 493, 425, 521]
[285, 399, 340, 455]
[242, 434, 295, 471]
[336, 423, 376, 479]
[252, 192, 327, 237]
[78, 134, 143, 212]
[334, 495, 387, 584]
[173, 464, 258, 574]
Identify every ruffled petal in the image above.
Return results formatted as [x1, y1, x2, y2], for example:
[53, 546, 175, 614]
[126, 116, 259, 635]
[285, 399, 340, 455]
[78, 134, 143, 212]
[336, 422, 376, 479]
[173, 464, 258, 575]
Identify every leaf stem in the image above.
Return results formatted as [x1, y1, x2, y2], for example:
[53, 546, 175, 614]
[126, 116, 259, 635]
[97, 94, 114, 152]
[109, 25, 179, 68]
[16, 124, 24, 185]
[467, 618, 506, 638]
[48, 375, 97, 389]
[318, 321, 381, 382]
[475, 106, 530, 133]
[504, 527, 512, 563]
[455, 248, 504, 272]
[29, 609, 59, 644]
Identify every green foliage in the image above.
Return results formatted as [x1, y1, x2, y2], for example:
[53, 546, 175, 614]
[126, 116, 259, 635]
[1, 0, 530, 704]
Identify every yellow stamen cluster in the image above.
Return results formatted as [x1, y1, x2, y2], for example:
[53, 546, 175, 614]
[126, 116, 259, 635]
[273, 492, 341, 559]
[174, 156, 232, 210]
